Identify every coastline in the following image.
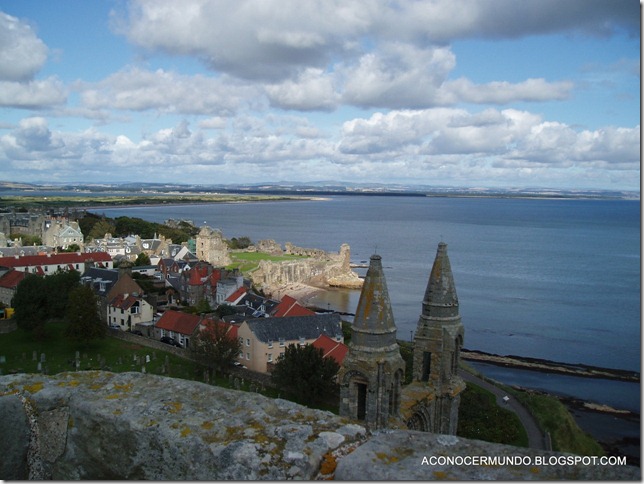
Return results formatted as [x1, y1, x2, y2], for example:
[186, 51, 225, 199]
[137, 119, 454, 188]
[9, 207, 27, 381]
[461, 349, 639, 383]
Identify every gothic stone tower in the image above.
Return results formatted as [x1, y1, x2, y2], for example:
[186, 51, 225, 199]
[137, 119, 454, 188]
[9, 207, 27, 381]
[338, 254, 405, 429]
[402, 242, 465, 434]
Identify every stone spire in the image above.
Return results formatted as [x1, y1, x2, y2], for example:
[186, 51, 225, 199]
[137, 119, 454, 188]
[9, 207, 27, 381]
[350, 254, 398, 352]
[401, 242, 465, 435]
[338, 254, 405, 429]
[421, 241, 459, 321]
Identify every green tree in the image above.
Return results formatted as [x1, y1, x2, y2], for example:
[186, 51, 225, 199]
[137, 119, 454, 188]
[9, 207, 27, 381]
[191, 319, 241, 371]
[10, 234, 42, 246]
[64, 285, 106, 344]
[44, 270, 81, 319]
[271, 344, 340, 405]
[228, 236, 252, 249]
[134, 252, 151, 266]
[88, 218, 116, 240]
[215, 303, 238, 318]
[12, 274, 48, 337]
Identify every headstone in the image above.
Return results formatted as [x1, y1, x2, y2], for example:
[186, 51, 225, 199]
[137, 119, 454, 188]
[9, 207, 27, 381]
[160, 364, 166, 374]
[75, 360, 80, 370]
[145, 355, 150, 363]
[0, 355, 5, 364]
[234, 378, 240, 390]
[141, 366, 146, 374]
[37, 362, 42, 372]
[32, 351, 37, 361]
[75, 351, 80, 360]
[40, 353, 46, 363]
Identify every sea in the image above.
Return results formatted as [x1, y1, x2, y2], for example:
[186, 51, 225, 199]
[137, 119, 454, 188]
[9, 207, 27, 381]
[91, 195, 639, 414]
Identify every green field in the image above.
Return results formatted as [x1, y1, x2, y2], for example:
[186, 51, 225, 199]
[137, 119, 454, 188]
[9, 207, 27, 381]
[228, 251, 307, 273]
[457, 381, 529, 447]
[0, 321, 198, 380]
[510, 389, 604, 455]
[0, 193, 306, 209]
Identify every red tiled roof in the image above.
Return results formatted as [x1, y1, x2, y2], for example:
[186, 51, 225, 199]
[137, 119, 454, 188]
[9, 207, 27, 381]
[188, 268, 204, 286]
[155, 310, 201, 335]
[272, 294, 315, 317]
[0, 269, 26, 289]
[109, 294, 140, 310]
[225, 286, 247, 303]
[312, 334, 348, 365]
[0, 252, 112, 269]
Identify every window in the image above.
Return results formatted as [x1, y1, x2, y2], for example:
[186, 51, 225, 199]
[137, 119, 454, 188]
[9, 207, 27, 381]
[246, 338, 250, 346]
[279, 338, 285, 347]
[246, 352, 250, 360]
[268, 340, 273, 348]
[267, 354, 273, 362]
[299, 337, 305, 346]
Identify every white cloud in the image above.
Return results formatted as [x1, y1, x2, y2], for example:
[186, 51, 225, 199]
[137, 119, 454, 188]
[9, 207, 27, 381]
[0, 78, 67, 109]
[265, 68, 339, 111]
[79, 67, 254, 115]
[0, 13, 66, 109]
[0, 12, 48, 82]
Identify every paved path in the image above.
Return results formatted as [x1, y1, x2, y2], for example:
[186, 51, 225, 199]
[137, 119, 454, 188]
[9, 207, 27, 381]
[459, 369, 548, 450]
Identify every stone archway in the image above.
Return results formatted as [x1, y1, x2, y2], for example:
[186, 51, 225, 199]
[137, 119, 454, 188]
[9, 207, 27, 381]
[406, 406, 431, 432]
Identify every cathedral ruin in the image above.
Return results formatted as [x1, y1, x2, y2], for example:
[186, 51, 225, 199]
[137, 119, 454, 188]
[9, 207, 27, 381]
[339, 242, 465, 434]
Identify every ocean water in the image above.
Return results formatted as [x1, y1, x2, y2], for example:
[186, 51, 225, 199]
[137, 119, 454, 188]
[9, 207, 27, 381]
[97, 196, 640, 373]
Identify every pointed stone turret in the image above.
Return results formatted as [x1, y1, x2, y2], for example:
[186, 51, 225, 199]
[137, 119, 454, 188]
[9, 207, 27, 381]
[401, 242, 465, 435]
[350, 254, 398, 352]
[338, 254, 405, 429]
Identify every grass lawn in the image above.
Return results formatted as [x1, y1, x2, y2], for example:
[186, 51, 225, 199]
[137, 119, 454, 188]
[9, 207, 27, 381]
[0, 321, 199, 380]
[0, 320, 335, 412]
[228, 251, 307, 273]
[457, 382, 529, 448]
[509, 389, 604, 456]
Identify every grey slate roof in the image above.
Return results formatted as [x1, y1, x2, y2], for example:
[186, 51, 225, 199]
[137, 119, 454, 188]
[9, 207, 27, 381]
[247, 313, 342, 343]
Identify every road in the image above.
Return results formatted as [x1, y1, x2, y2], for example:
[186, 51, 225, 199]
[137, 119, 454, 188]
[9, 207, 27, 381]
[459, 369, 548, 450]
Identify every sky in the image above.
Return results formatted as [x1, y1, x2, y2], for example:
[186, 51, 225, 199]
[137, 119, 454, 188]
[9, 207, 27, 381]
[0, 0, 640, 191]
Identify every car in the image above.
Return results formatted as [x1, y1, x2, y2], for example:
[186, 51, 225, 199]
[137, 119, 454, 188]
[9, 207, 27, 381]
[160, 336, 181, 347]
[131, 330, 144, 336]
[109, 324, 121, 330]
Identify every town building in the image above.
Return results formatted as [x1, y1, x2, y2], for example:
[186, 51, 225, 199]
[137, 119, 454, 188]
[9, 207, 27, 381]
[236, 313, 343, 373]
[154, 309, 202, 348]
[0, 268, 26, 306]
[0, 252, 112, 275]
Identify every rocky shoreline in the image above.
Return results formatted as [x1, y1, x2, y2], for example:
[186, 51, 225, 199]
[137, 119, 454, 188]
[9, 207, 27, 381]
[461, 349, 639, 383]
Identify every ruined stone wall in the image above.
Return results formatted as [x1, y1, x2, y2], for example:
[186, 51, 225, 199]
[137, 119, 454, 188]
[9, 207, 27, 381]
[250, 243, 362, 292]
[195, 226, 231, 267]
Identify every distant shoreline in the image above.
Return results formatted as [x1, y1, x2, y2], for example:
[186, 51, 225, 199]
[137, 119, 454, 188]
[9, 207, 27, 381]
[461, 349, 639, 383]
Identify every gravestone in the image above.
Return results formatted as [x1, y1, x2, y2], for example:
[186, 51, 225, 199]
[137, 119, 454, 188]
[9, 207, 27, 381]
[32, 351, 37, 361]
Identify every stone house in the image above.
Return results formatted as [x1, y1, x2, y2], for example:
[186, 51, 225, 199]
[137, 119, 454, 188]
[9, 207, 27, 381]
[236, 313, 343, 373]
[42, 219, 84, 250]
[107, 293, 154, 332]
[154, 309, 202, 348]
[0, 268, 26, 306]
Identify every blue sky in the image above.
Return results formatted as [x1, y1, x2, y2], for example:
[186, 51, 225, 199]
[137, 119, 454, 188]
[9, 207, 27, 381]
[0, 0, 639, 191]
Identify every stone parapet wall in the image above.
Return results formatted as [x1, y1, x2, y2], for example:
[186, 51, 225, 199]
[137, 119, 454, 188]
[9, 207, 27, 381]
[0, 372, 638, 480]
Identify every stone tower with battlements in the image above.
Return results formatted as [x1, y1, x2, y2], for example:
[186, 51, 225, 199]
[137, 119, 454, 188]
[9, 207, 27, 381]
[338, 254, 405, 429]
[401, 242, 465, 434]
